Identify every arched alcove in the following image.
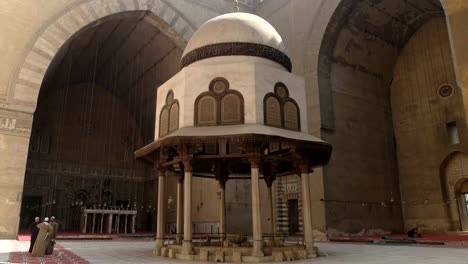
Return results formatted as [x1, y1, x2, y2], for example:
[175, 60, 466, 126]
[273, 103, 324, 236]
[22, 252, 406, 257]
[19, 10, 184, 232]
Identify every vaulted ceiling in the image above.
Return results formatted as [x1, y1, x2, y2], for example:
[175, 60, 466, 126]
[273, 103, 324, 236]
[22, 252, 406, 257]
[318, 0, 444, 131]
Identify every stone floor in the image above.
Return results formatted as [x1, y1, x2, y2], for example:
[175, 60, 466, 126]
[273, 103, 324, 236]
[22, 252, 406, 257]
[1, 240, 467, 263]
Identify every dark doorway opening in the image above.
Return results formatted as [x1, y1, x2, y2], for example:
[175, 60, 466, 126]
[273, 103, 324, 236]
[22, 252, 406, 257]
[19, 196, 42, 231]
[288, 199, 299, 235]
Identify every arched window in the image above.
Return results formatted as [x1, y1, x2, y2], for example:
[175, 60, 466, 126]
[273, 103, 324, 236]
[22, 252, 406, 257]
[197, 95, 217, 126]
[169, 103, 179, 133]
[221, 93, 242, 124]
[159, 91, 179, 138]
[263, 83, 301, 131]
[284, 101, 299, 130]
[265, 96, 281, 127]
[195, 78, 244, 126]
[159, 108, 169, 137]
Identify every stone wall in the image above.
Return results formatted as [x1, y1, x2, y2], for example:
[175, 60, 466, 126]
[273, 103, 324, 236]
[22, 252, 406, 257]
[391, 17, 465, 232]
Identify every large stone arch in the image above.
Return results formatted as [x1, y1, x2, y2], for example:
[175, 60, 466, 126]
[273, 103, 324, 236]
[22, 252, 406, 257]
[8, 0, 195, 113]
[313, 0, 448, 234]
[0, 0, 197, 239]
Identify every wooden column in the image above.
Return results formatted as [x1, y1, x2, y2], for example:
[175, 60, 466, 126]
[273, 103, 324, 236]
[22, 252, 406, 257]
[155, 168, 166, 255]
[267, 185, 274, 235]
[263, 163, 275, 237]
[299, 164, 316, 257]
[250, 158, 264, 256]
[176, 176, 184, 244]
[181, 157, 193, 255]
[219, 180, 226, 243]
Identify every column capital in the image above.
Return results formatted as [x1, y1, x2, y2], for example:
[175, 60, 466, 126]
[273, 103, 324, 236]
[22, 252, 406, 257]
[157, 165, 166, 176]
[249, 157, 261, 168]
[218, 180, 226, 189]
[181, 157, 193, 172]
[298, 163, 309, 174]
[178, 174, 184, 184]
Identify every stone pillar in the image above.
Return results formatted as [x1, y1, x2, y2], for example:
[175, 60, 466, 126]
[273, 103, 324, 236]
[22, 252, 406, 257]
[82, 213, 88, 234]
[131, 215, 136, 233]
[300, 165, 316, 257]
[0, 109, 32, 239]
[182, 159, 193, 255]
[176, 177, 183, 244]
[155, 169, 166, 255]
[116, 214, 120, 234]
[92, 213, 96, 233]
[250, 158, 264, 257]
[124, 214, 128, 233]
[107, 214, 113, 233]
[219, 181, 226, 243]
[100, 214, 104, 233]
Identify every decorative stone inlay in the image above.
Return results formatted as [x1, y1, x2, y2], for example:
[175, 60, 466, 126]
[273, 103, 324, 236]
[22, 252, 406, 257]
[438, 84, 453, 99]
[212, 80, 227, 94]
[181, 42, 292, 72]
[0, 109, 32, 137]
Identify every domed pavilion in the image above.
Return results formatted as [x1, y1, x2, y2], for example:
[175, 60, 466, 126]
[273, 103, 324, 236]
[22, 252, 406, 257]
[135, 12, 332, 262]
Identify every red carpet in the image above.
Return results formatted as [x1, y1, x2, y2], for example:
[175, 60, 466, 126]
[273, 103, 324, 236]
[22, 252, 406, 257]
[9, 240, 89, 264]
[357, 233, 468, 241]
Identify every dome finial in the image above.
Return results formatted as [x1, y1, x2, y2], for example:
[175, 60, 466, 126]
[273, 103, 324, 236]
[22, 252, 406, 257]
[233, 0, 239, 12]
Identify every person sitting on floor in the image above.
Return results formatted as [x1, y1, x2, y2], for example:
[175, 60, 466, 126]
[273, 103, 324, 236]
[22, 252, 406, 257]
[407, 227, 421, 238]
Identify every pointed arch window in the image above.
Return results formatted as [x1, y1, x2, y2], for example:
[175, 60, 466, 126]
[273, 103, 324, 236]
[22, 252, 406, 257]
[159, 90, 179, 138]
[195, 78, 244, 126]
[264, 82, 301, 131]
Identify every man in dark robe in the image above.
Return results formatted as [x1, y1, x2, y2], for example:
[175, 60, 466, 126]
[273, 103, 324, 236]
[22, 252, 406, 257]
[28, 217, 40, 253]
[45, 216, 59, 254]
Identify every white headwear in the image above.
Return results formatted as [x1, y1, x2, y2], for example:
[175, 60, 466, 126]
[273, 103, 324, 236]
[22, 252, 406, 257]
[44, 217, 49, 222]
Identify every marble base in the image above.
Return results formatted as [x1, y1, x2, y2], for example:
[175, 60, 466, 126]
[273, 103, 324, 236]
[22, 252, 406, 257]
[161, 244, 317, 263]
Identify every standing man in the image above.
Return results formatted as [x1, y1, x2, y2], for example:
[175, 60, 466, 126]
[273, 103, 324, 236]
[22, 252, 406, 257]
[28, 217, 40, 253]
[31, 217, 53, 257]
[45, 216, 59, 254]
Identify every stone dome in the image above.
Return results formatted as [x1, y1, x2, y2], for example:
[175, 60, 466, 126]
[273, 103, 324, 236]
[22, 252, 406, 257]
[181, 12, 291, 72]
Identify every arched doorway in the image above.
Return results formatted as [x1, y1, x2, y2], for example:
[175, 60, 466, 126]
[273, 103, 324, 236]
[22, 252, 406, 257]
[18, 9, 185, 233]
[456, 180, 468, 230]
[318, 0, 447, 233]
[442, 152, 468, 231]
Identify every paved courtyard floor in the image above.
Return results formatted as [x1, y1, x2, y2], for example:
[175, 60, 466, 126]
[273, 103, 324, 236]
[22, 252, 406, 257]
[1, 240, 467, 263]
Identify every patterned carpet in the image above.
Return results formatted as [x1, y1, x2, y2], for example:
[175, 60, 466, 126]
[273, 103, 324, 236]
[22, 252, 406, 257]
[8, 241, 89, 264]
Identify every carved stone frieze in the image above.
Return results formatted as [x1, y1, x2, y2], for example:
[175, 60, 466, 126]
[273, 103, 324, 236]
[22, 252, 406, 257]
[181, 42, 292, 72]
